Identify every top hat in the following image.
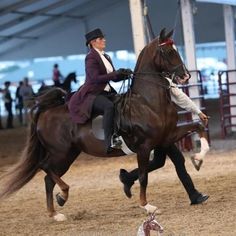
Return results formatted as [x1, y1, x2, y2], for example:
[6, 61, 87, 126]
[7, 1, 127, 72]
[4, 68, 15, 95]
[85, 28, 105, 46]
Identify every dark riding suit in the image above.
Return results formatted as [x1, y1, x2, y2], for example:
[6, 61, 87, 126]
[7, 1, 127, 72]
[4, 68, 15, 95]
[68, 48, 123, 150]
[126, 144, 203, 202]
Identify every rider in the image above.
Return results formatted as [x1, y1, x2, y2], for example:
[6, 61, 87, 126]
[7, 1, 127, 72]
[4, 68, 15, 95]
[52, 64, 63, 86]
[68, 28, 133, 153]
[120, 76, 209, 205]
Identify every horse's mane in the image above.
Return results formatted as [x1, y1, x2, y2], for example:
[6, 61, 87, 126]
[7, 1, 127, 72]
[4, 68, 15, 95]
[134, 48, 146, 72]
[30, 88, 67, 123]
[134, 37, 159, 73]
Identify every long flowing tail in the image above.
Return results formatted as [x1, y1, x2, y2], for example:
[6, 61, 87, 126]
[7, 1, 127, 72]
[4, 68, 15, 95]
[0, 87, 67, 199]
[0, 122, 46, 199]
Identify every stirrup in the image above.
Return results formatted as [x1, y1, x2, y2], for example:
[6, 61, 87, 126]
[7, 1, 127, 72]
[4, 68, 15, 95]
[111, 134, 122, 149]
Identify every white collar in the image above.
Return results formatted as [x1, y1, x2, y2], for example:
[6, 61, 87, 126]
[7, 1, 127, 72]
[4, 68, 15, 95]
[94, 47, 105, 55]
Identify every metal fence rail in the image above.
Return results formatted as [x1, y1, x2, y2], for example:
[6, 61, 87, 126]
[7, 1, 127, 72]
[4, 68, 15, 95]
[218, 69, 236, 138]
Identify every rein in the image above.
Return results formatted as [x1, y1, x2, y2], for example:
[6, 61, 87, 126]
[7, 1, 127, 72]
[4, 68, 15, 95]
[133, 72, 173, 89]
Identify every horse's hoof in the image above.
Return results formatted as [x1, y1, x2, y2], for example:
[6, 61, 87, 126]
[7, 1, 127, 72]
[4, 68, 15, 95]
[56, 193, 66, 206]
[140, 203, 161, 215]
[190, 156, 203, 171]
[53, 213, 67, 221]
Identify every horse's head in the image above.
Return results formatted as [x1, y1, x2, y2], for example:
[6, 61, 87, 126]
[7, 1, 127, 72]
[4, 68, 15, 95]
[153, 28, 190, 84]
[68, 72, 77, 83]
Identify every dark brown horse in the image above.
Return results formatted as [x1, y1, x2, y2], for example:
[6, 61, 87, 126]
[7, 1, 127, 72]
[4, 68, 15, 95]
[0, 29, 209, 221]
[57, 71, 77, 92]
[39, 72, 77, 94]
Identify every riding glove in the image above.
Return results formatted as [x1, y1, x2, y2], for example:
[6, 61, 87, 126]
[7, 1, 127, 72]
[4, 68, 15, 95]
[116, 68, 133, 81]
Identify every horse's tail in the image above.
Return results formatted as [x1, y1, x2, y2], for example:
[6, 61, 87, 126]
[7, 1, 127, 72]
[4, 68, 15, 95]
[0, 123, 45, 199]
[0, 88, 67, 199]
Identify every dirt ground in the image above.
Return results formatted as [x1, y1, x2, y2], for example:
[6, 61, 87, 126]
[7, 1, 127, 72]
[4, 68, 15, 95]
[0, 127, 235, 236]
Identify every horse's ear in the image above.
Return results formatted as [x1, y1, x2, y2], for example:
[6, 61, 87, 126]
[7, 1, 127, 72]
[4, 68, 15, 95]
[159, 28, 166, 41]
[165, 29, 174, 39]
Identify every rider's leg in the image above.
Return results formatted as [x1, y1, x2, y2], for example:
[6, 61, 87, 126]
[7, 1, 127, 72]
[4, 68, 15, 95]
[166, 144, 209, 204]
[92, 94, 115, 153]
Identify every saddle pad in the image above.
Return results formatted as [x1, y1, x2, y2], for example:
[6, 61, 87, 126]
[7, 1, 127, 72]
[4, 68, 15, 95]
[92, 115, 105, 140]
[91, 116, 134, 155]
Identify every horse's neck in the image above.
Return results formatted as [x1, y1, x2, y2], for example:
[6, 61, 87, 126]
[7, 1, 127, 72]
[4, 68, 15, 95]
[61, 78, 70, 91]
[132, 67, 170, 110]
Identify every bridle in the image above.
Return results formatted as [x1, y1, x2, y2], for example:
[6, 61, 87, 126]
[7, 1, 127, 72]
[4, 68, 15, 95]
[134, 38, 191, 86]
[156, 38, 191, 82]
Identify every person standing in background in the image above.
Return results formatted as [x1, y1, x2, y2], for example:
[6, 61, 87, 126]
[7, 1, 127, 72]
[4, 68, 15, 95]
[3, 81, 13, 129]
[15, 81, 23, 125]
[19, 77, 34, 126]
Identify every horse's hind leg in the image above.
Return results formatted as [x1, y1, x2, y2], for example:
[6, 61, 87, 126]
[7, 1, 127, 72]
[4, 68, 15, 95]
[44, 174, 67, 221]
[48, 171, 69, 207]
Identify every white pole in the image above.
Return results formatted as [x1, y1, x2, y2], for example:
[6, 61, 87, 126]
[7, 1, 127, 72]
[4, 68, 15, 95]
[180, 0, 200, 113]
[223, 4, 236, 131]
[180, 0, 200, 145]
[129, 0, 146, 58]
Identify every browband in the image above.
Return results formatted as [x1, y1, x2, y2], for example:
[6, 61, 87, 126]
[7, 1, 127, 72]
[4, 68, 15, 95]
[158, 39, 174, 46]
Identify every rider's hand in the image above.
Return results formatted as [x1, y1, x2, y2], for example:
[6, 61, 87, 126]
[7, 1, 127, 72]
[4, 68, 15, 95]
[117, 68, 133, 76]
[116, 68, 133, 81]
[116, 68, 126, 75]
[123, 69, 133, 75]
[198, 112, 209, 126]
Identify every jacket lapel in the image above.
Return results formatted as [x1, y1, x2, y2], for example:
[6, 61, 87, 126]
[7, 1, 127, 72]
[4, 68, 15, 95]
[104, 53, 115, 71]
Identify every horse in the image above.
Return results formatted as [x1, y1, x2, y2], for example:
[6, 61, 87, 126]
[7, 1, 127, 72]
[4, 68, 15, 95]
[57, 72, 77, 92]
[0, 29, 209, 221]
[39, 72, 77, 94]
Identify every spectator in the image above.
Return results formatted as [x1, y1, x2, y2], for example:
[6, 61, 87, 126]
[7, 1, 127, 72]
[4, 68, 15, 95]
[3, 81, 13, 128]
[19, 77, 34, 125]
[15, 81, 24, 125]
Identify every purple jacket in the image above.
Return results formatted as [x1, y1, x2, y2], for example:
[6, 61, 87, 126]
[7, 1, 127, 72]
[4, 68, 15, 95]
[68, 48, 120, 124]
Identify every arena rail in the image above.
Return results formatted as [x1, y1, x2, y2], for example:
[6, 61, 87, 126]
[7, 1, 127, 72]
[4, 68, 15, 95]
[218, 69, 236, 138]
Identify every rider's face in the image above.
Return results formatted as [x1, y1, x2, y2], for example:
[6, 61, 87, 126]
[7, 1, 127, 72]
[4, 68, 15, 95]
[91, 37, 106, 51]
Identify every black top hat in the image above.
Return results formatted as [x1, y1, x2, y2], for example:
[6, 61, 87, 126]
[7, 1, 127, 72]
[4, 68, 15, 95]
[85, 28, 105, 46]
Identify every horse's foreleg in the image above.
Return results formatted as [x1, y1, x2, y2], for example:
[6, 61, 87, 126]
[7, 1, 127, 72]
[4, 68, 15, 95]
[137, 148, 158, 214]
[173, 122, 210, 170]
[172, 121, 205, 141]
